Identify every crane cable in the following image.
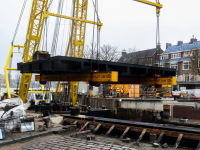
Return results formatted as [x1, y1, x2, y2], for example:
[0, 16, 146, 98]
[51, 0, 64, 56]
[11, 0, 27, 45]
[60, 0, 69, 55]
[91, 0, 96, 71]
[96, 0, 101, 70]
[65, 0, 74, 56]
[47, 0, 54, 11]
[40, 0, 53, 51]
[156, 13, 161, 67]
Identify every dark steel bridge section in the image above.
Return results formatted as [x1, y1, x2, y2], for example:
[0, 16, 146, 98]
[17, 56, 176, 77]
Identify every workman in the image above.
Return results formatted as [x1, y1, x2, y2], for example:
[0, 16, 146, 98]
[121, 88, 124, 98]
[113, 89, 117, 98]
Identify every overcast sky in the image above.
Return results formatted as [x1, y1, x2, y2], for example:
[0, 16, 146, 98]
[1, 0, 200, 76]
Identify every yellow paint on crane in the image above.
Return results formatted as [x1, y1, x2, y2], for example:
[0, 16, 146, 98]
[35, 72, 118, 82]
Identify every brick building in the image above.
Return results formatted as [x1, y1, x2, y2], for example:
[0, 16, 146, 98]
[158, 37, 200, 89]
[119, 48, 163, 66]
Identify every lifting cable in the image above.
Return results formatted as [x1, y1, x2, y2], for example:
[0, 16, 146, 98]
[65, 0, 74, 57]
[51, 0, 64, 56]
[96, 0, 100, 70]
[11, 0, 27, 45]
[156, 13, 161, 67]
[91, 0, 96, 71]
[61, 0, 69, 55]
[47, 0, 54, 11]
[40, 0, 53, 51]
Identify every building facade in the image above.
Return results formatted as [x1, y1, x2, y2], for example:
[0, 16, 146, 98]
[119, 48, 163, 67]
[158, 38, 200, 89]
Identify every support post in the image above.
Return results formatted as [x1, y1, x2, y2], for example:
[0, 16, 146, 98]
[80, 122, 89, 131]
[156, 131, 165, 144]
[93, 123, 101, 134]
[196, 140, 200, 150]
[136, 129, 147, 143]
[105, 125, 115, 137]
[120, 127, 130, 140]
[173, 134, 183, 150]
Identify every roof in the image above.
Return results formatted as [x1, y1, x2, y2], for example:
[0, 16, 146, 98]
[163, 41, 200, 54]
[118, 48, 163, 64]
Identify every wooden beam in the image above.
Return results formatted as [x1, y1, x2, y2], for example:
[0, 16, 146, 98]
[196, 140, 200, 150]
[156, 131, 165, 144]
[173, 134, 183, 150]
[80, 122, 89, 131]
[136, 129, 147, 143]
[120, 127, 130, 140]
[93, 123, 101, 134]
[105, 125, 115, 137]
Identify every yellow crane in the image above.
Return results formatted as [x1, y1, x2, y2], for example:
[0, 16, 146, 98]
[5, 0, 166, 107]
[5, 0, 102, 103]
[134, 0, 163, 51]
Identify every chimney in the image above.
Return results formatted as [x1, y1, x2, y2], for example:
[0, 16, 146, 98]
[122, 49, 126, 57]
[190, 37, 197, 44]
[166, 43, 172, 49]
[177, 41, 183, 46]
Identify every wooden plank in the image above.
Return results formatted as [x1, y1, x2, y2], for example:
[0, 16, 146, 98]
[156, 131, 165, 144]
[173, 134, 183, 150]
[80, 122, 89, 131]
[105, 125, 115, 137]
[196, 140, 200, 150]
[73, 120, 78, 124]
[120, 127, 130, 140]
[93, 123, 101, 134]
[136, 129, 147, 143]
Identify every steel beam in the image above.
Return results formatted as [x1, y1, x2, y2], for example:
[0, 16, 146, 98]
[99, 77, 176, 85]
[17, 56, 176, 78]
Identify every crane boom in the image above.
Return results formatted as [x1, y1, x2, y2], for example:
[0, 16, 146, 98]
[68, 0, 88, 107]
[8, 0, 100, 103]
[19, 0, 48, 103]
[133, 0, 163, 14]
[54, 0, 90, 107]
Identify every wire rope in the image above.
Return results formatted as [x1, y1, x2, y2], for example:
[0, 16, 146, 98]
[51, 0, 64, 56]
[61, 0, 69, 55]
[47, 0, 54, 11]
[12, 0, 27, 45]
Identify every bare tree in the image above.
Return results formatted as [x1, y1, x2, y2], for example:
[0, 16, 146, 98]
[83, 43, 97, 59]
[100, 44, 120, 61]
[84, 43, 120, 62]
[190, 49, 200, 75]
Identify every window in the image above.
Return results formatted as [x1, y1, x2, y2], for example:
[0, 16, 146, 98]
[183, 61, 191, 70]
[160, 54, 168, 60]
[170, 63, 177, 70]
[171, 53, 181, 59]
[184, 51, 191, 54]
[185, 73, 189, 81]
